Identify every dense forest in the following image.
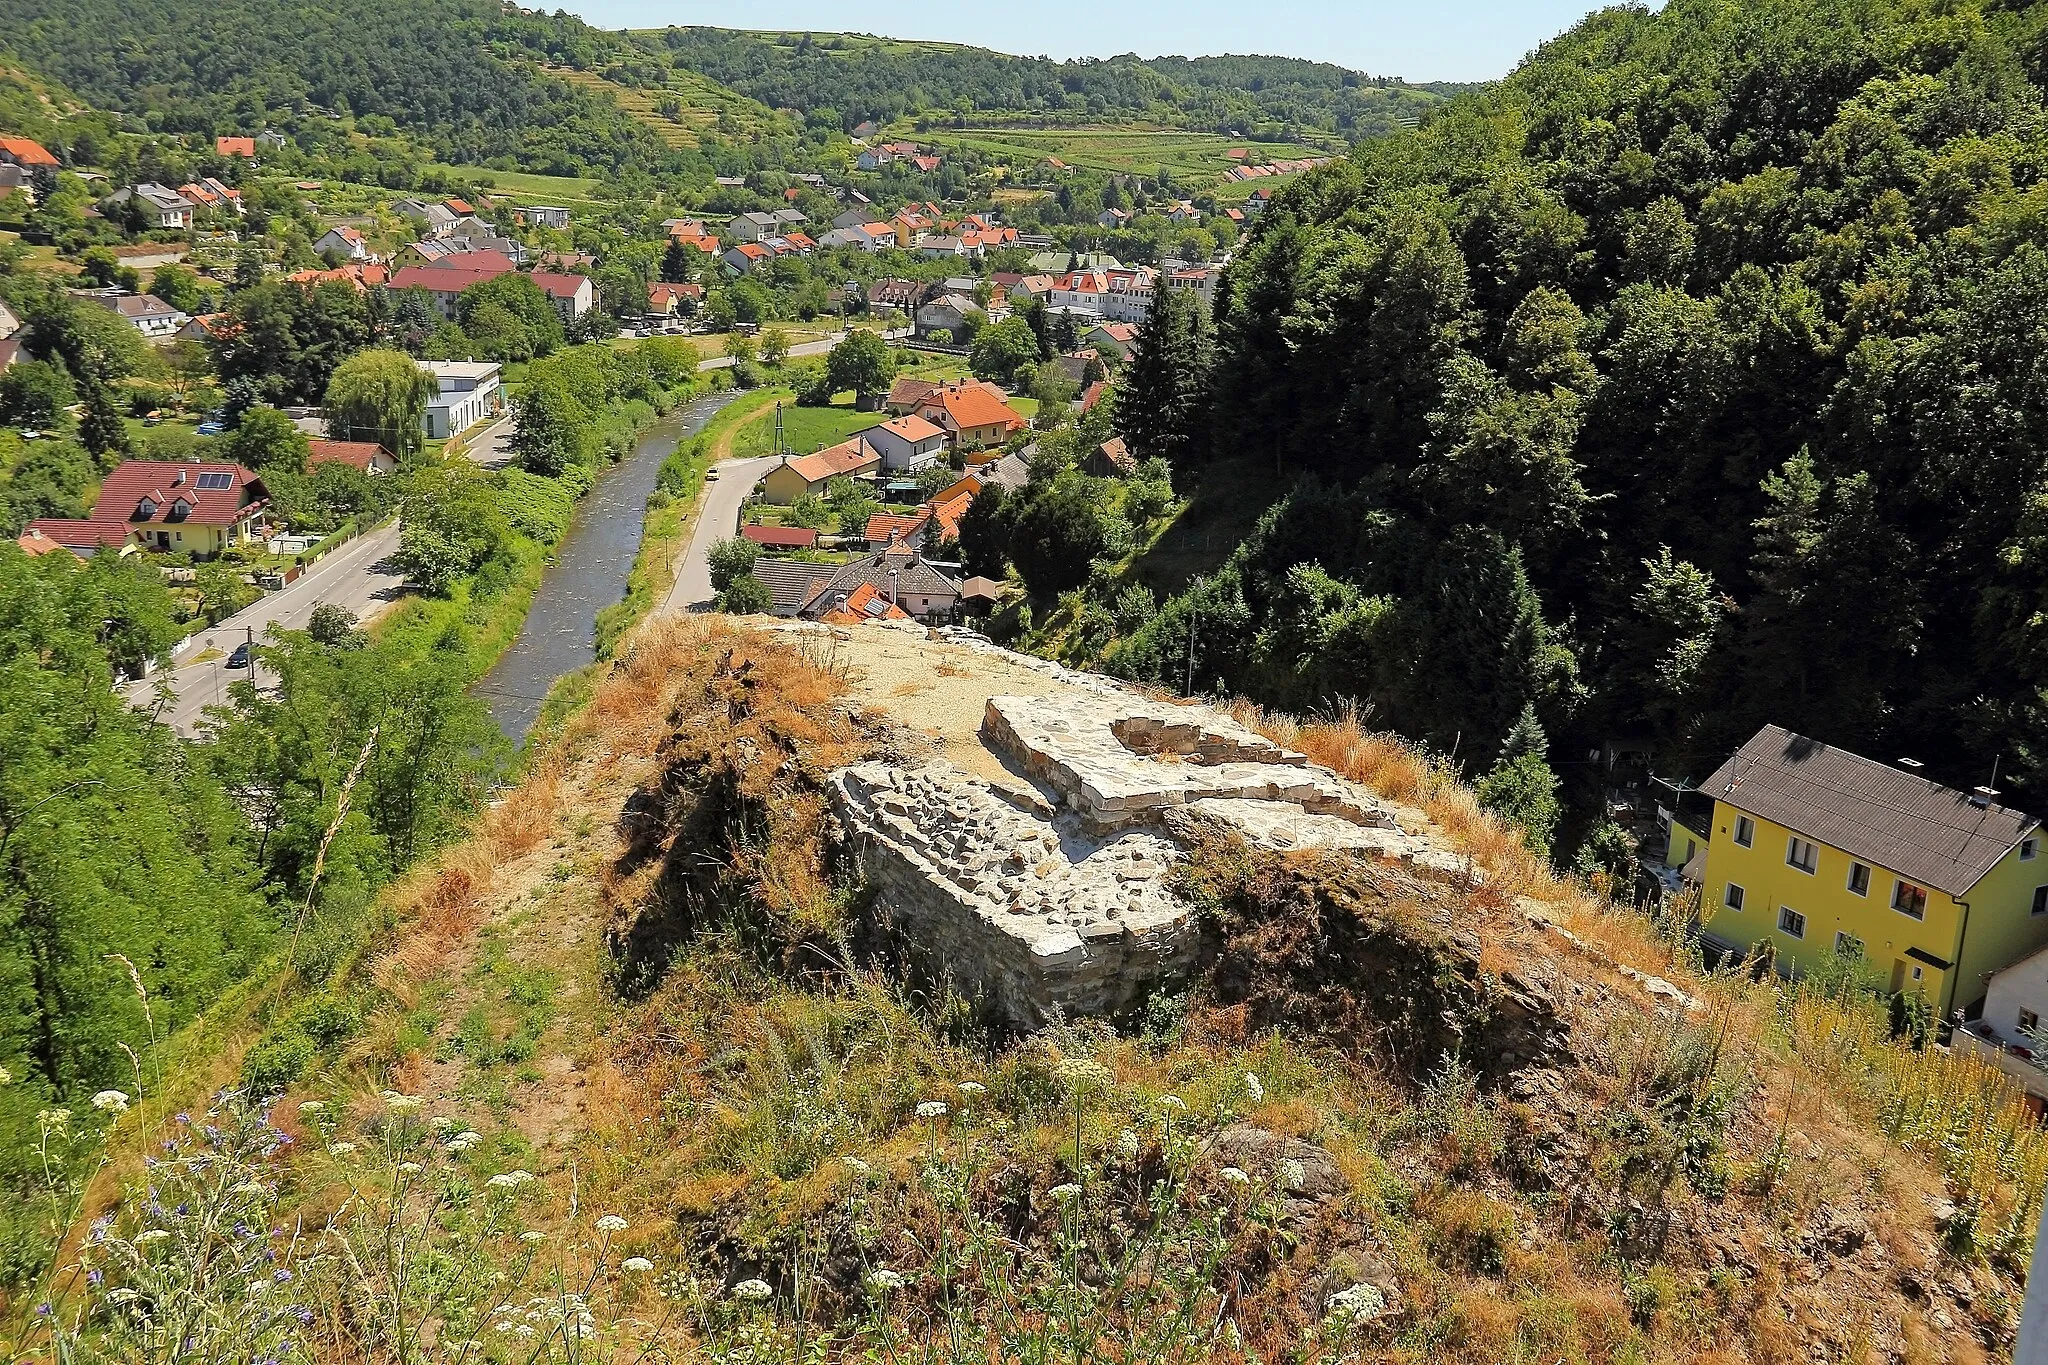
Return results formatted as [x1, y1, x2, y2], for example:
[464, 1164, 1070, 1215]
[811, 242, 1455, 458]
[640, 28, 1466, 139]
[1099, 0, 2048, 825]
[0, 0, 675, 174]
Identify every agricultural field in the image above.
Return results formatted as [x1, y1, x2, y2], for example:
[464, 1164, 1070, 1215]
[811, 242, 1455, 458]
[914, 127, 1330, 181]
[418, 165, 609, 211]
[551, 66, 787, 151]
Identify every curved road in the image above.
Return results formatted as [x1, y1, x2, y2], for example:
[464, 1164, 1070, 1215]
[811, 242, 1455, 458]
[662, 451, 785, 612]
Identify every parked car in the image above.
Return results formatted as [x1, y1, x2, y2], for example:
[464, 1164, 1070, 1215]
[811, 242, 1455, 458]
[226, 642, 251, 669]
[196, 421, 225, 437]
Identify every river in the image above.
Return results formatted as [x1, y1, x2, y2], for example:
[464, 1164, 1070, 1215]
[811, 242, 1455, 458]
[472, 390, 741, 745]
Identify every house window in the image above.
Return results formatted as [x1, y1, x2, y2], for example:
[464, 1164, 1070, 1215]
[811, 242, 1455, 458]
[2025, 839, 2040, 862]
[1891, 880, 1928, 921]
[1778, 906, 1806, 939]
[1723, 882, 1746, 912]
[2023, 1009, 2041, 1035]
[1684, 838, 1697, 863]
[1732, 815, 1755, 848]
[1847, 862, 1871, 896]
[1786, 837, 1818, 874]
[1834, 931, 1864, 956]
[2035, 885, 2048, 917]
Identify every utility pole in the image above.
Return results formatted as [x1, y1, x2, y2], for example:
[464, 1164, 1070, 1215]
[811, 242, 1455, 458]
[246, 625, 256, 689]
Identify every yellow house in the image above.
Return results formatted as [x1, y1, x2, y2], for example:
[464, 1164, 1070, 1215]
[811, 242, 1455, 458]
[1696, 724, 2048, 1019]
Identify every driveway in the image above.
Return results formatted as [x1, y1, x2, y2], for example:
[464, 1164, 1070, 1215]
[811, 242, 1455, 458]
[457, 410, 517, 470]
[661, 452, 785, 612]
[129, 520, 409, 736]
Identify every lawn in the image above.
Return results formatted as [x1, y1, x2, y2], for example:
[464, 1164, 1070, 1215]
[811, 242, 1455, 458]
[728, 397, 886, 458]
[419, 164, 608, 209]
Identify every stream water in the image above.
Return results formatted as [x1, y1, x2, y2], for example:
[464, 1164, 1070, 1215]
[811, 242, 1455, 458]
[472, 390, 742, 745]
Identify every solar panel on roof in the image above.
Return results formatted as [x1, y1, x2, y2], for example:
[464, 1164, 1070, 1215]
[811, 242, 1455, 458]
[195, 472, 233, 490]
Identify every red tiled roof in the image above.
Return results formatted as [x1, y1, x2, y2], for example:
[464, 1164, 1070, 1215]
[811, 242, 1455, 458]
[819, 580, 912, 624]
[864, 512, 928, 545]
[527, 271, 589, 303]
[216, 136, 257, 158]
[307, 440, 391, 472]
[879, 413, 945, 444]
[14, 528, 71, 557]
[783, 437, 882, 484]
[444, 198, 476, 215]
[30, 460, 267, 548]
[1096, 437, 1136, 475]
[387, 256, 516, 293]
[1080, 380, 1109, 414]
[0, 137, 58, 168]
[919, 381, 1025, 438]
[742, 524, 819, 548]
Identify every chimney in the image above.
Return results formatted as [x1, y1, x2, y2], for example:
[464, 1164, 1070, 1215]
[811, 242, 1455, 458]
[1973, 785, 2001, 808]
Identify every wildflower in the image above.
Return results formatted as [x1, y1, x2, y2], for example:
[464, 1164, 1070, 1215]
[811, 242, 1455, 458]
[107, 1288, 140, 1304]
[487, 1170, 536, 1190]
[326, 1142, 356, 1156]
[297, 1101, 324, 1115]
[380, 1091, 423, 1112]
[1276, 1158, 1305, 1191]
[915, 1101, 948, 1119]
[0, 1066, 11, 1085]
[597, 1214, 628, 1233]
[1325, 1282, 1387, 1323]
[273, 1269, 293, 1283]
[1047, 1183, 1082, 1202]
[1243, 1073, 1264, 1104]
[1055, 1056, 1112, 1091]
[430, 1115, 455, 1135]
[957, 1081, 986, 1097]
[1156, 1095, 1186, 1113]
[134, 1230, 170, 1246]
[446, 1130, 483, 1154]
[843, 1157, 870, 1174]
[521, 1232, 548, 1244]
[866, 1268, 905, 1293]
[622, 1257, 654, 1273]
[91, 1090, 130, 1115]
[729, 1278, 772, 1301]
[38, 1108, 71, 1132]
[1116, 1128, 1140, 1160]
[1219, 1166, 1251, 1186]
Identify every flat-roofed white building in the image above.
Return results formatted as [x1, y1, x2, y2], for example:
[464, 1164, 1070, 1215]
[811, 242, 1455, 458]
[418, 360, 503, 439]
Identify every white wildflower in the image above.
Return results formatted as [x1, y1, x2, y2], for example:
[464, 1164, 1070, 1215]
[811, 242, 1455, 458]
[865, 1268, 905, 1293]
[1219, 1166, 1251, 1186]
[1055, 1056, 1112, 1090]
[1243, 1073, 1264, 1104]
[1156, 1095, 1186, 1113]
[133, 1230, 170, 1246]
[842, 1157, 870, 1174]
[487, 1170, 536, 1190]
[1047, 1183, 1082, 1202]
[729, 1278, 772, 1301]
[0, 1065, 12, 1085]
[106, 1288, 140, 1304]
[430, 1115, 455, 1135]
[596, 1214, 628, 1233]
[622, 1256, 654, 1273]
[521, 1232, 548, 1244]
[397, 1162, 423, 1176]
[326, 1142, 357, 1156]
[957, 1081, 986, 1097]
[1115, 1128, 1140, 1160]
[380, 1091, 423, 1112]
[91, 1090, 130, 1115]
[915, 1101, 948, 1119]
[1325, 1282, 1387, 1323]
[298, 1100, 325, 1114]
[1276, 1158, 1305, 1191]
[38, 1108, 70, 1132]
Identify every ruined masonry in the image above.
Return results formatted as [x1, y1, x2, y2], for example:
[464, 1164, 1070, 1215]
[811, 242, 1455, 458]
[829, 674, 1473, 1029]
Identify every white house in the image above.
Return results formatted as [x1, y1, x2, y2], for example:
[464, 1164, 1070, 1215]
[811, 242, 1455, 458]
[727, 212, 779, 243]
[864, 413, 949, 472]
[914, 294, 978, 339]
[314, 225, 373, 261]
[114, 183, 197, 229]
[417, 360, 503, 439]
[1957, 940, 2048, 1107]
[79, 289, 189, 340]
[521, 205, 571, 229]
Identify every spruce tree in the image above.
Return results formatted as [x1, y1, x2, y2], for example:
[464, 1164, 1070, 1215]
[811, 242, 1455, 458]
[78, 379, 130, 464]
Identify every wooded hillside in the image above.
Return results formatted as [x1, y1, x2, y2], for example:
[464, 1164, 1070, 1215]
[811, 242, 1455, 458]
[1117, 0, 2048, 819]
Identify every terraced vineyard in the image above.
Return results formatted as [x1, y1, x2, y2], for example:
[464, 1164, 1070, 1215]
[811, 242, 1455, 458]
[551, 65, 788, 150]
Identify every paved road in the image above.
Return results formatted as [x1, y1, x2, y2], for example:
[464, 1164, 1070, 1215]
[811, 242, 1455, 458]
[458, 411, 518, 470]
[661, 452, 785, 613]
[129, 521, 408, 736]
